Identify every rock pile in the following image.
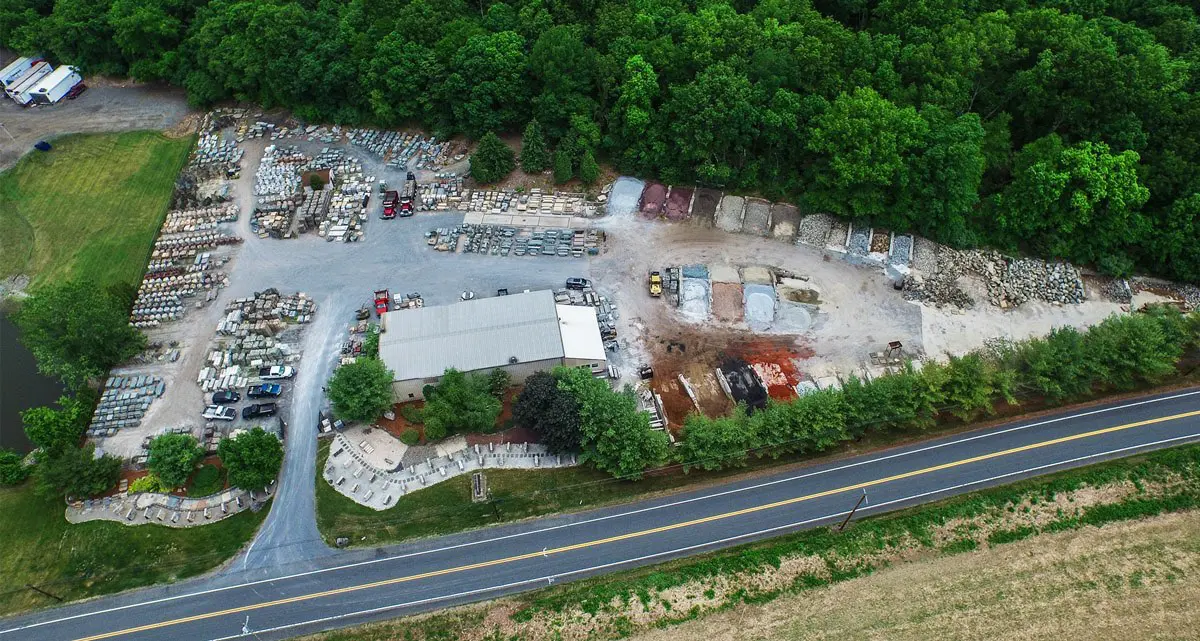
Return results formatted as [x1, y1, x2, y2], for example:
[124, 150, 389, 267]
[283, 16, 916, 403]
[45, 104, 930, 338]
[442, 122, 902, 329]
[889, 234, 913, 266]
[347, 128, 464, 170]
[959, 250, 1086, 307]
[902, 250, 975, 308]
[847, 225, 870, 255]
[87, 375, 165, 437]
[1100, 278, 1133, 304]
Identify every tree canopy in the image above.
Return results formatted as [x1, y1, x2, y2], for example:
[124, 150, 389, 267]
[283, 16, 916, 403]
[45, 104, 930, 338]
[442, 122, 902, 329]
[327, 357, 394, 423]
[14, 280, 146, 390]
[10, 0, 1200, 276]
[147, 433, 203, 488]
[217, 427, 282, 491]
[469, 131, 516, 184]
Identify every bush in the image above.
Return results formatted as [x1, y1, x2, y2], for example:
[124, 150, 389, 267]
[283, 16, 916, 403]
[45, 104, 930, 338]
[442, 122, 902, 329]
[218, 428, 283, 491]
[362, 325, 380, 358]
[487, 368, 512, 397]
[129, 474, 170, 494]
[399, 404, 424, 424]
[470, 132, 516, 183]
[35, 444, 121, 499]
[399, 429, 420, 446]
[553, 148, 574, 183]
[422, 368, 502, 437]
[578, 149, 600, 185]
[21, 394, 91, 452]
[0, 449, 30, 486]
[147, 433, 204, 488]
[519, 120, 550, 173]
[328, 358, 395, 422]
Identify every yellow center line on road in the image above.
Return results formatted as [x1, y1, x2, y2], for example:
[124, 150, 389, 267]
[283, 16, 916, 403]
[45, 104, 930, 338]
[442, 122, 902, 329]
[74, 408, 1200, 641]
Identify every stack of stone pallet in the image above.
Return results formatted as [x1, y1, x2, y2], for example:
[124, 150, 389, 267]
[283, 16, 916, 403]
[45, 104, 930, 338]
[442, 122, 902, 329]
[254, 145, 307, 199]
[191, 133, 243, 172]
[133, 234, 233, 328]
[198, 291, 313, 392]
[237, 120, 277, 141]
[296, 186, 333, 232]
[151, 230, 241, 261]
[309, 148, 371, 242]
[87, 375, 165, 437]
[161, 204, 239, 234]
[418, 175, 463, 210]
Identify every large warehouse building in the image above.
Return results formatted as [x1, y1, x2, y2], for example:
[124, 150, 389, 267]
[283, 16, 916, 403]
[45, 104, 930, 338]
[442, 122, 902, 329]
[379, 290, 608, 401]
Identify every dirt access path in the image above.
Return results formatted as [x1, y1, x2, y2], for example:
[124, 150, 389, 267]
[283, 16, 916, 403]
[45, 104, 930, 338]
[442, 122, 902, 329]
[0, 77, 193, 171]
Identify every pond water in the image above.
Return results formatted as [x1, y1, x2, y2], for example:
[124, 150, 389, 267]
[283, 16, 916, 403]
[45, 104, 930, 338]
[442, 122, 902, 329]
[0, 313, 64, 453]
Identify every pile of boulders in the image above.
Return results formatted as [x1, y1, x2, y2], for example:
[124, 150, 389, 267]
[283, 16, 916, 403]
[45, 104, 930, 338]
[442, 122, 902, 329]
[902, 250, 975, 308]
[1100, 278, 1133, 304]
[958, 250, 1086, 307]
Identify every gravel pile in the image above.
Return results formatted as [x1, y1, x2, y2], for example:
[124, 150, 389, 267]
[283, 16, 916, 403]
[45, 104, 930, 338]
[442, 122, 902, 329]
[828, 220, 849, 248]
[889, 234, 913, 266]
[847, 225, 870, 254]
[1128, 278, 1200, 308]
[795, 214, 833, 247]
[911, 237, 940, 273]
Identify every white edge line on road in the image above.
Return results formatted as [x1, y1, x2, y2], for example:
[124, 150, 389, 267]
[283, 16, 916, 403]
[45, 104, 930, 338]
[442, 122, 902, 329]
[3, 389, 1197, 637]
[206, 431, 1200, 641]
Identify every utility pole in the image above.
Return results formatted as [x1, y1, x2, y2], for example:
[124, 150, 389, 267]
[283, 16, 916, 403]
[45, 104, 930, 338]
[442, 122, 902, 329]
[25, 584, 63, 602]
[837, 489, 868, 532]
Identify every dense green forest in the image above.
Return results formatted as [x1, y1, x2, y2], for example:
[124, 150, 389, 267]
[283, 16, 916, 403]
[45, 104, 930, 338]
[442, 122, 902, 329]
[5, 0, 1200, 280]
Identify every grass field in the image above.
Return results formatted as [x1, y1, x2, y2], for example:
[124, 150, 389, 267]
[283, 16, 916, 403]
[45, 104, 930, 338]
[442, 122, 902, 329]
[316, 440, 846, 546]
[629, 511, 1200, 641]
[0, 131, 193, 289]
[0, 481, 265, 616]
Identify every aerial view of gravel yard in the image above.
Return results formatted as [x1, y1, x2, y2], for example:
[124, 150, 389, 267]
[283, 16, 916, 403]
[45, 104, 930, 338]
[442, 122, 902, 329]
[2, 1, 1200, 640]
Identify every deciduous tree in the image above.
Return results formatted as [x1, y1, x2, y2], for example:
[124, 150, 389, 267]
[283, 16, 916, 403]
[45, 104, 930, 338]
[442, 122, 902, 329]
[147, 433, 203, 488]
[218, 428, 282, 491]
[327, 358, 394, 423]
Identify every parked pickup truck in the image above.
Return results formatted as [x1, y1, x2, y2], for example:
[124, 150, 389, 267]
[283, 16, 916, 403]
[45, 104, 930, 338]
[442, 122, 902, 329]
[202, 405, 237, 421]
[247, 383, 282, 398]
[211, 390, 241, 404]
[242, 403, 278, 420]
[259, 365, 295, 380]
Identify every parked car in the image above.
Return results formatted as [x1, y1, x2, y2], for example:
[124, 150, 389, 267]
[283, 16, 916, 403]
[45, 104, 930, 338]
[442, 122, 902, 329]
[460, 290, 476, 301]
[566, 277, 591, 290]
[211, 390, 241, 404]
[242, 403, 278, 419]
[259, 365, 295, 380]
[247, 383, 282, 398]
[202, 405, 237, 421]
[64, 83, 87, 100]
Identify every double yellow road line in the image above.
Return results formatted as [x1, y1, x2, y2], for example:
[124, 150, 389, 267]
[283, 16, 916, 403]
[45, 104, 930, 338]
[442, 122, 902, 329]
[75, 408, 1200, 640]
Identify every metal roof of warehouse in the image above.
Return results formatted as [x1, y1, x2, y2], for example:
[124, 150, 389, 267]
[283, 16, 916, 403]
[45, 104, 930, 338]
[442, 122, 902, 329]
[379, 290, 566, 381]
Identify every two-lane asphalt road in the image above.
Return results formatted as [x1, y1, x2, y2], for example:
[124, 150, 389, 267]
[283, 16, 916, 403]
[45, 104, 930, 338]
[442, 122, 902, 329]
[4, 389, 1200, 641]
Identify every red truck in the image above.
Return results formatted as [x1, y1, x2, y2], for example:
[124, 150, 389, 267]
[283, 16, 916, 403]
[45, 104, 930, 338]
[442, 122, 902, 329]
[381, 190, 399, 219]
[374, 289, 390, 316]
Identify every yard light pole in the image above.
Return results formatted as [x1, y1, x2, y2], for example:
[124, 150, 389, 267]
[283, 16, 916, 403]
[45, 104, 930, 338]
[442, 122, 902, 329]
[0, 122, 14, 143]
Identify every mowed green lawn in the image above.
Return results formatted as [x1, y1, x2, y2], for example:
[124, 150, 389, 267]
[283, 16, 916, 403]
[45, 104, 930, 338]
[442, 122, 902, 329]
[0, 131, 194, 288]
[0, 482, 266, 616]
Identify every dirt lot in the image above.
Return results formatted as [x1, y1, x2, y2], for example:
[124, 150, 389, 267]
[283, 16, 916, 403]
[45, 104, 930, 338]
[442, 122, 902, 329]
[591, 199, 1126, 395]
[0, 81, 193, 171]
